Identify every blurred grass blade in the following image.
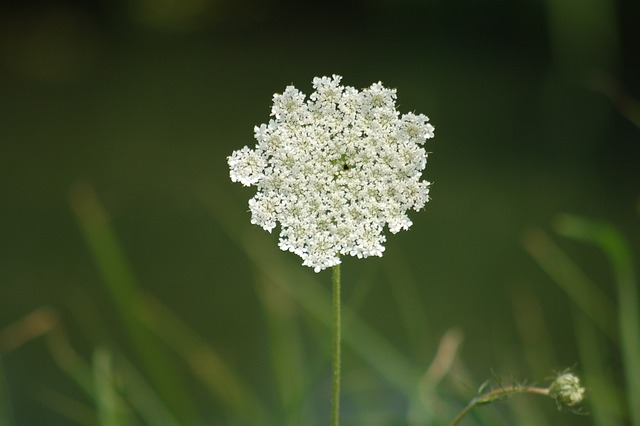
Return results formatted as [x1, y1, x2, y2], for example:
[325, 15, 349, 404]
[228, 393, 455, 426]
[93, 347, 127, 426]
[555, 214, 640, 425]
[69, 183, 198, 424]
[47, 322, 98, 397]
[0, 308, 58, 355]
[420, 328, 463, 391]
[140, 296, 273, 426]
[0, 308, 63, 426]
[545, 0, 618, 70]
[410, 328, 463, 424]
[573, 309, 623, 426]
[0, 361, 15, 426]
[35, 386, 96, 425]
[522, 228, 617, 341]
[114, 351, 181, 426]
[511, 288, 557, 379]
[47, 323, 180, 425]
[382, 249, 431, 360]
[588, 75, 640, 129]
[255, 275, 307, 425]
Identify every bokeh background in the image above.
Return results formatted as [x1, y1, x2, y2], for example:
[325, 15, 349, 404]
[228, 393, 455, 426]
[1, 0, 639, 425]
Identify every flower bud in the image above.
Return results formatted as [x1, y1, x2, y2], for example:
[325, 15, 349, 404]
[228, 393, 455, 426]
[549, 372, 585, 407]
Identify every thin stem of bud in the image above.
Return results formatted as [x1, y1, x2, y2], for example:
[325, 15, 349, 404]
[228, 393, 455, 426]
[450, 385, 550, 426]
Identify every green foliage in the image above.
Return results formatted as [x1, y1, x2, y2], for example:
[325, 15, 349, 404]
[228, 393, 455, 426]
[1, 0, 637, 424]
[525, 215, 640, 425]
[4, 184, 622, 425]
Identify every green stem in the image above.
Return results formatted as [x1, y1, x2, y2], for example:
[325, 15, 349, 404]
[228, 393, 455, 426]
[450, 386, 549, 426]
[331, 263, 341, 426]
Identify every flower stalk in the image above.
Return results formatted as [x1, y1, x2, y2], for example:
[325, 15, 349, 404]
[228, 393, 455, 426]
[450, 385, 549, 426]
[331, 263, 341, 426]
[450, 371, 585, 426]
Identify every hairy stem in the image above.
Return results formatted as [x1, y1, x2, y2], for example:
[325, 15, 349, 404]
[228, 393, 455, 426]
[331, 263, 341, 426]
[450, 385, 549, 426]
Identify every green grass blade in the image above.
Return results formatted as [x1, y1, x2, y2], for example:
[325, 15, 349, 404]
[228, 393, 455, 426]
[114, 352, 181, 426]
[510, 288, 557, 379]
[522, 228, 617, 341]
[382, 249, 431, 361]
[573, 308, 624, 426]
[140, 296, 273, 426]
[93, 347, 127, 426]
[34, 386, 97, 425]
[48, 325, 180, 426]
[69, 183, 199, 424]
[544, 0, 619, 70]
[255, 275, 307, 425]
[0, 308, 61, 426]
[555, 214, 640, 425]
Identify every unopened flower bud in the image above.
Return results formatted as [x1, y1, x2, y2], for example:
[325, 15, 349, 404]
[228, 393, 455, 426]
[549, 372, 585, 407]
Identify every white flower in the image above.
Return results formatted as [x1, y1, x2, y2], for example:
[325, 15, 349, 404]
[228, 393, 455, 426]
[228, 146, 266, 186]
[228, 75, 435, 272]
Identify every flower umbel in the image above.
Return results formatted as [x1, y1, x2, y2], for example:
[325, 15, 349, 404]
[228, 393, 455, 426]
[228, 75, 435, 272]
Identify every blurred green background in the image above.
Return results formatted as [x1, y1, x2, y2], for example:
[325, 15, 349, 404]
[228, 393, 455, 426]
[1, 0, 639, 425]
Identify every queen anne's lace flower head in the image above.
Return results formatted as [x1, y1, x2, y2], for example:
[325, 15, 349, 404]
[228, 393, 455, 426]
[228, 75, 435, 272]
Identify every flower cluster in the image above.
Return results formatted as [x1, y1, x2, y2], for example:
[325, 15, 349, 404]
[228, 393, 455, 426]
[228, 75, 435, 272]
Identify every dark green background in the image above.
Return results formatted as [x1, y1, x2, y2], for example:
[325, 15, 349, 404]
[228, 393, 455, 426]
[1, 0, 639, 424]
